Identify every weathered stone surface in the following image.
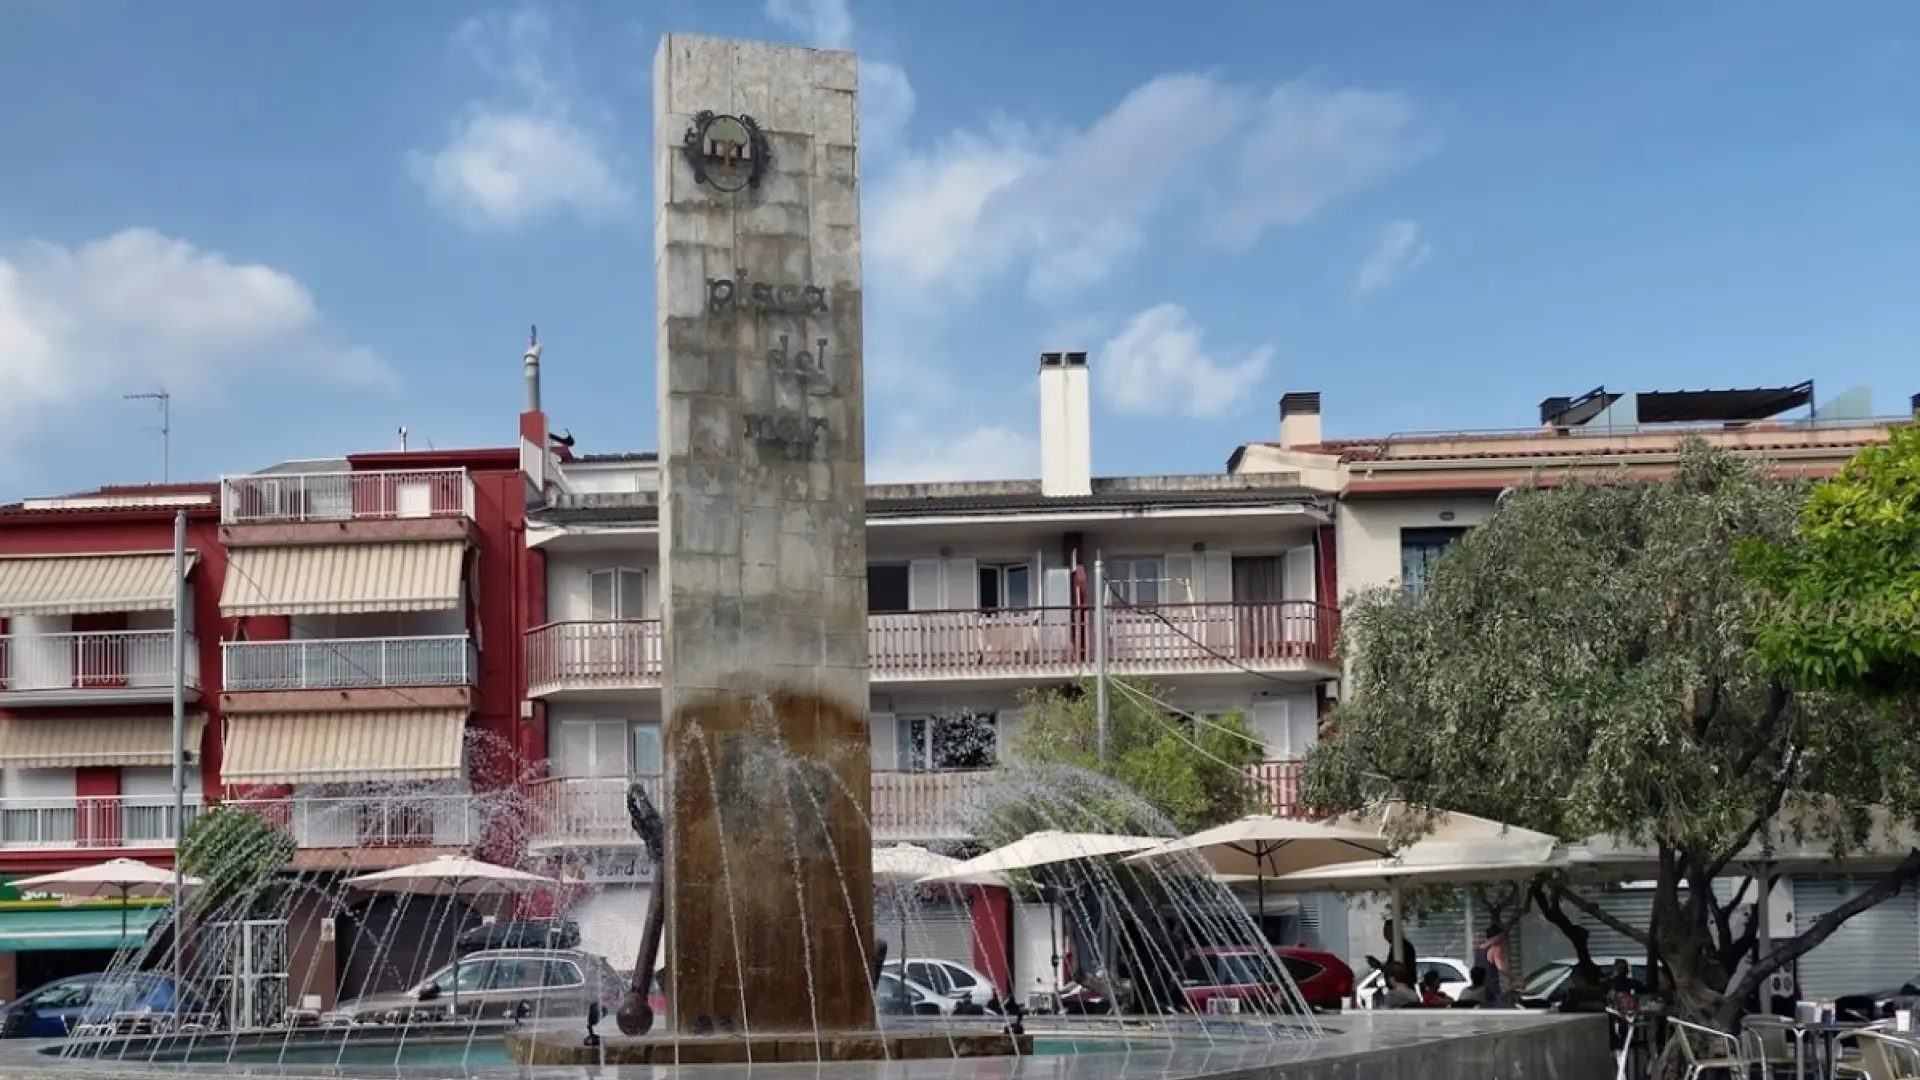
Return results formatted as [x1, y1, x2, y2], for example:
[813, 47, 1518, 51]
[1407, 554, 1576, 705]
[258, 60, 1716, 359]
[654, 33, 873, 1036]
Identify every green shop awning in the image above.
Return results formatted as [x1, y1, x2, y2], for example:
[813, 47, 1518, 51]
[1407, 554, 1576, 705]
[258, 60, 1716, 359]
[0, 907, 167, 952]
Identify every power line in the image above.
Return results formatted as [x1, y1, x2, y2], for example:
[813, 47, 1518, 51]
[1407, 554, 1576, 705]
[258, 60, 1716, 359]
[1103, 583, 1301, 685]
[124, 390, 171, 482]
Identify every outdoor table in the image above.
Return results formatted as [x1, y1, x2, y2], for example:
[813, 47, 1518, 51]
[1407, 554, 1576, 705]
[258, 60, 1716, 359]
[1745, 1013, 1869, 1080]
[1609, 1004, 1668, 1080]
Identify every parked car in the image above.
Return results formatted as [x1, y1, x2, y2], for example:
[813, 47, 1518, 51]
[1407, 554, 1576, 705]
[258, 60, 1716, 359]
[882, 959, 998, 1013]
[456, 919, 580, 955]
[1, 973, 209, 1039]
[1517, 959, 1649, 1009]
[876, 971, 960, 1016]
[326, 948, 622, 1024]
[1179, 946, 1355, 1013]
[1355, 957, 1472, 1008]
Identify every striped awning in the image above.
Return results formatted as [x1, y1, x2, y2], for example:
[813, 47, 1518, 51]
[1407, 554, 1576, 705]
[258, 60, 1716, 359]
[221, 710, 467, 785]
[0, 553, 195, 616]
[219, 542, 464, 616]
[0, 714, 208, 768]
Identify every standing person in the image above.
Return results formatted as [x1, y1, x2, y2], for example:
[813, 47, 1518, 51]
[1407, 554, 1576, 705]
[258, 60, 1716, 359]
[1475, 923, 1512, 1006]
[1366, 919, 1418, 985]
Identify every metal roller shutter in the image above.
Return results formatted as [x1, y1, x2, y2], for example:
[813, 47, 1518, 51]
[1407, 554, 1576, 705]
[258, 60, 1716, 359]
[1403, 903, 1469, 966]
[1793, 878, 1920, 1001]
[1296, 893, 1323, 950]
[571, 886, 651, 972]
[880, 898, 978, 968]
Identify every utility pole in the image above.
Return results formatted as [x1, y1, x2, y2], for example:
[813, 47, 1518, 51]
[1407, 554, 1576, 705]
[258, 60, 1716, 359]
[1093, 558, 1109, 762]
[170, 510, 187, 1010]
[126, 391, 172, 482]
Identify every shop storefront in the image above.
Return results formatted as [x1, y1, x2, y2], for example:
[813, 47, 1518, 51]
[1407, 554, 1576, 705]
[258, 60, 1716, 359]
[0, 879, 167, 1001]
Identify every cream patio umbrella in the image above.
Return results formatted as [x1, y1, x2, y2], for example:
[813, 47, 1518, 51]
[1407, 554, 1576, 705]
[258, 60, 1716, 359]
[918, 831, 1165, 1001]
[13, 857, 205, 949]
[1123, 814, 1394, 929]
[344, 855, 561, 1013]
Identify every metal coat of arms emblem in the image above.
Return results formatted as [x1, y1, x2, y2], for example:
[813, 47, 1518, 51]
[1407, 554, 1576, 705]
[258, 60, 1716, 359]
[682, 111, 769, 193]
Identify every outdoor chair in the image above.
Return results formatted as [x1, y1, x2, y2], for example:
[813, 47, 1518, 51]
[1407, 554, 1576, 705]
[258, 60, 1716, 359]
[1668, 1018, 1747, 1080]
[1742, 1020, 1801, 1078]
[1850, 1030, 1920, 1080]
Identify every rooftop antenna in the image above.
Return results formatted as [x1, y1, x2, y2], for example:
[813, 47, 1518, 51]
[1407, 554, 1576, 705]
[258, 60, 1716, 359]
[124, 389, 172, 481]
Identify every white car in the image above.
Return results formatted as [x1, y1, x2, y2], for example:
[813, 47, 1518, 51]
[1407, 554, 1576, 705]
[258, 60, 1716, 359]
[1355, 957, 1472, 1008]
[884, 958, 999, 1013]
[876, 971, 962, 1015]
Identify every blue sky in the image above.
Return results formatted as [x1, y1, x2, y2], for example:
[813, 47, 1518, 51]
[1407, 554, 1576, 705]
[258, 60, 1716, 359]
[1, 0, 1915, 499]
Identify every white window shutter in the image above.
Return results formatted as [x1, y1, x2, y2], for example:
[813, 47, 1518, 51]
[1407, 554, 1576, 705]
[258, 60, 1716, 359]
[868, 712, 897, 770]
[589, 569, 616, 620]
[1042, 567, 1071, 608]
[908, 560, 944, 611]
[944, 558, 979, 610]
[1202, 552, 1234, 604]
[1283, 546, 1316, 601]
[1163, 553, 1196, 603]
[617, 569, 648, 619]
[641, 566, 661, 619]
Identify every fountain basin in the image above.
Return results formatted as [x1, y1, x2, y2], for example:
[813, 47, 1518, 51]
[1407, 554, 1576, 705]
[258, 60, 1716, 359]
[508, 1028, 1031, 1065]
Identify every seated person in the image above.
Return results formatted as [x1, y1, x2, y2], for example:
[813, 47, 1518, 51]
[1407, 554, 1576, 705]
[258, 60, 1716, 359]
[1419, 969, 1453, 1007]
[1454, 966, 1490, 1005]
[1380, 964, 1422, 1009]
[1607, 959, 1646, 996]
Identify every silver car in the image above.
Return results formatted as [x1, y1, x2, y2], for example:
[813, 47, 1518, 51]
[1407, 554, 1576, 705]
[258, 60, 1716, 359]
[327, 949, 622, 1024]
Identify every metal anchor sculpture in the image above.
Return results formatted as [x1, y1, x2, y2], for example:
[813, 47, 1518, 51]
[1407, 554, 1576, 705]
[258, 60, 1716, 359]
[615, 781, 668, 1036]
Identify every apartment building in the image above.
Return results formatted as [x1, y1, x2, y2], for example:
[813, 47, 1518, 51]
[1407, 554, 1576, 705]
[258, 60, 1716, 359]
[0, 483, 223, 999]
[1233, 380, 1914, 998]
[519, 353, 1346, 988]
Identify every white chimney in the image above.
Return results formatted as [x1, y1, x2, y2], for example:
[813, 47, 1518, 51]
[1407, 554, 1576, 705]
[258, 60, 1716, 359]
[1039, 350, 1092, 498]
[1279, 391, 1323, 449]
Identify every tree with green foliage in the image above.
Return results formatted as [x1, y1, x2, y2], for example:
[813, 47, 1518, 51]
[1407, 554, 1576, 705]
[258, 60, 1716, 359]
[1742, 422, 1920, 705]
[981, 676, 1266, 843]
[1300, 442, 1920, 1032]
[179, 803, 297, 918]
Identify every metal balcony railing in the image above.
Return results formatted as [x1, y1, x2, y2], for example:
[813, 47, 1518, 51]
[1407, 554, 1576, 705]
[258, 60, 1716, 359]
[0, 796, 203, 849]
[226, 792, 474, 848]
[0, 630, 199, 693]
[219, 468, 474, 525]
[526, 601, 1338, 693]
[221, 636, 475, 692]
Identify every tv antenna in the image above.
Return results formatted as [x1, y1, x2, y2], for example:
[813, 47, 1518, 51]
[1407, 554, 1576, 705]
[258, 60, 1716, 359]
[124, 389, 172, 481]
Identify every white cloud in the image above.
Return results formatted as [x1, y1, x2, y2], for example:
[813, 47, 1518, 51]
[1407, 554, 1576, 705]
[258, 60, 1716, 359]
[1097, 304, 1270, 420]
[1356, 219, 1431, 296]
[870, 425, 1039, 484]
[0, 229, 387, 456]
[764, 0, 855, 48]
[867, 74, 1428, 303]
[413, 9, 629, 229]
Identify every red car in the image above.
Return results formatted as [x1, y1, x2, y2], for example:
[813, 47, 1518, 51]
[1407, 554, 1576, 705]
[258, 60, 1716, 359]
[1180, 946, 1355, 1013]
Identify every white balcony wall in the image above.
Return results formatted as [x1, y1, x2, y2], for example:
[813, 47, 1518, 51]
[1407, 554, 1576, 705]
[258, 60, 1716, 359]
[0, 767, 78, 847]
[1246, 693, 1319, 759]
[3, 614, 71, 689]
[122, 765, 205, 844]
[1335, 497, 1497, 597]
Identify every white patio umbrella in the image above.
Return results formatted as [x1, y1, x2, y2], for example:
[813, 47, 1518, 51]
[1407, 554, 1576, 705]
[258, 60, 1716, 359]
[12, 857, 204, 947]
[873, 844, 965, 1010]
[344, 855, 560, 1012]
[1123, 815, 1393, 927]
[918, 831, 1164, 999]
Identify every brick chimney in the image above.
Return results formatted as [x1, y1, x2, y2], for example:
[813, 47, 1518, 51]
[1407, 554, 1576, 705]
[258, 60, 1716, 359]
[1279, 392, 1323, 449]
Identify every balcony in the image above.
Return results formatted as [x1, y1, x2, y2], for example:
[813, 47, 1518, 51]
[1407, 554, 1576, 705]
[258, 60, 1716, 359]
[0, 796, 203, 850]
[0, 630, 201, 706]
[526, 770, 992, 850]
[526, 602, 1338, 696]
[525, 622, 661, 697]
[219, 468, 475, 546]
[1247, 759, 1305, 818]
[223, 635, 475, 695]
[226, 792, 474, 849]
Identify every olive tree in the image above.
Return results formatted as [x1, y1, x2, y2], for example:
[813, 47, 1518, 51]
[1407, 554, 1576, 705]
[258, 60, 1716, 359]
[1300, 441, 1920, 1030]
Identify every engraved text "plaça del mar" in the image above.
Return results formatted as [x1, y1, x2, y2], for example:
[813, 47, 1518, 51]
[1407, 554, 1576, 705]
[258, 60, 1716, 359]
[744, 413, 829, 457]
[707, 270, 829, 316]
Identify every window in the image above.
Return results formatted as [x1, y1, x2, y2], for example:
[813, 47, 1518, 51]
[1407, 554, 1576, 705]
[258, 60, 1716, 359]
[978, 563, 1032, 610]
[906, 961, 950, 993]
[1399, 527, 1469, 600]
[1281, 956, 1325, 983]
[486, 959, 545, 991]
[1105, 558, 1163, 606]
[897, 711, 997, 771]
[868, 565, 911, 613]
[557, 720, 629, 779]
[427, 960, 493, 994]
[589, 567, 649, 620]
[631, 724, 663, 776]
[541, 961, 585, 988]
